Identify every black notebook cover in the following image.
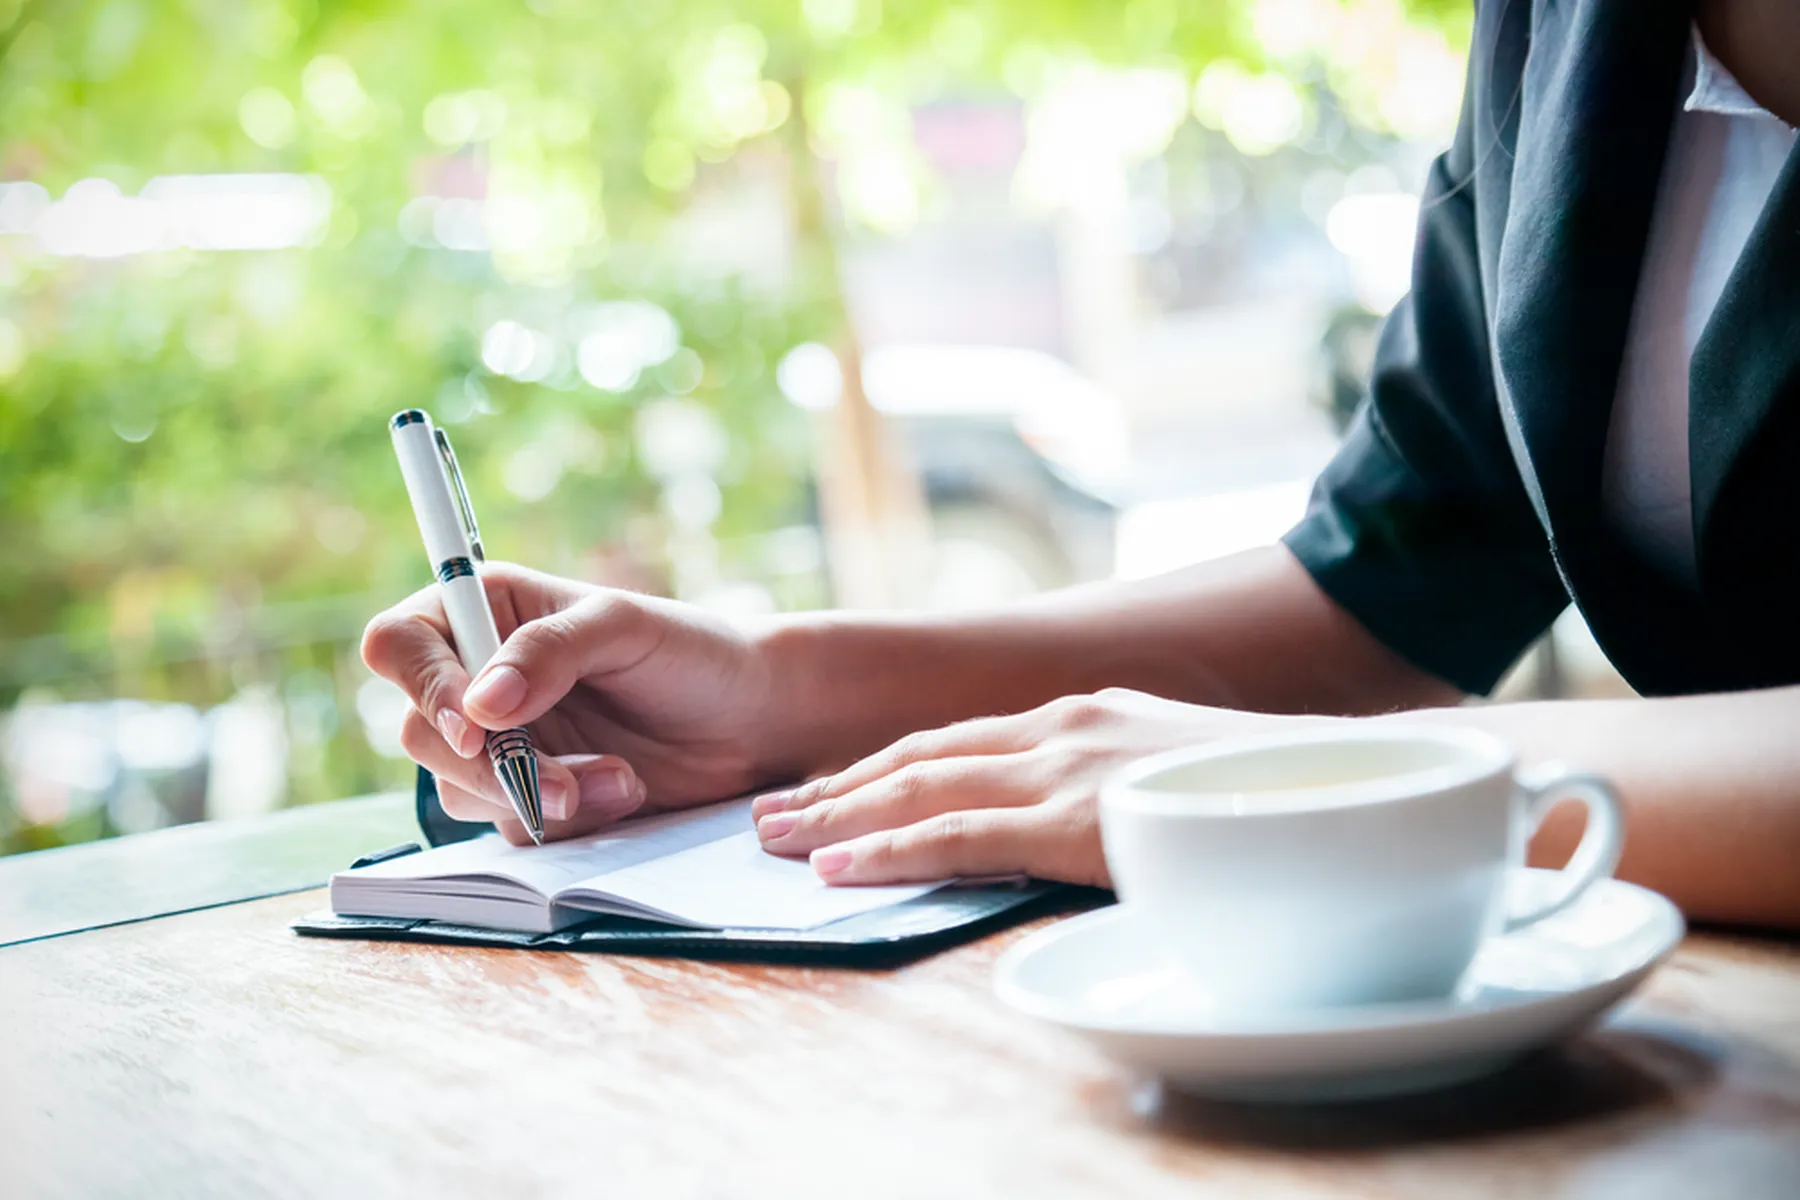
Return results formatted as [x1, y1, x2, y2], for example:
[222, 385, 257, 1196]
[291, 768, 1096, 964]
[291, 883, 1081, 965]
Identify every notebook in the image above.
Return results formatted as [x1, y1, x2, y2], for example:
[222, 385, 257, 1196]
[328, 797, 945, 934]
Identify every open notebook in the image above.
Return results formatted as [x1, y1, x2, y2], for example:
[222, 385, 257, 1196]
[329, 797, 943, 934]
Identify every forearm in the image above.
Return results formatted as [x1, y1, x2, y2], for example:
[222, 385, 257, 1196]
[1399, 689, 1800, 928]
[754, 545, 1458, 778]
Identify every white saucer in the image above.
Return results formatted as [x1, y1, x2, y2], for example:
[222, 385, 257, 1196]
[994, 870, 1685, 1102]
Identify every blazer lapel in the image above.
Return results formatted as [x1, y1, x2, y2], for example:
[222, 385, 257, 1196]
[1689, 142, 1800, 593]
[1489, 0, 1692, 559]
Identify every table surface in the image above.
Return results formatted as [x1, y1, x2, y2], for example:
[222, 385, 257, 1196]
[4, 809, 1799, 1199]
[0, 792, 416, 947]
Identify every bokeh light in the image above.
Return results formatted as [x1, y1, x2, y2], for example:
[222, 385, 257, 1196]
[0, 0, 1477, 854]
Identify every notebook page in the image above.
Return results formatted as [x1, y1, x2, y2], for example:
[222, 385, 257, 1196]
[341, 799, 756, 900]
[560, 829, 940, 930]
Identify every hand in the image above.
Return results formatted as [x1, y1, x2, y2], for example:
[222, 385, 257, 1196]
[751, 688, 1336, 886]
[361, 562, 774, 844]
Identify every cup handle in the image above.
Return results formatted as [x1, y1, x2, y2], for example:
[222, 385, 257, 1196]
[1504, 766, 1626, 932]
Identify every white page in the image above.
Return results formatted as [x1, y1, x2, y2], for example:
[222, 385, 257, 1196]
[337, 797, 944, 930]
[560, 829, 938, 930]
[341, 798, 757, 899]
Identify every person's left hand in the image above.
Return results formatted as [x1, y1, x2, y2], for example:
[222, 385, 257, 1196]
[751, 688, 1340, 886]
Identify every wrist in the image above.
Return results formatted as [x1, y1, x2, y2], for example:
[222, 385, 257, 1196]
[742, 614, 849, 785]
[744, 610, 992, 784]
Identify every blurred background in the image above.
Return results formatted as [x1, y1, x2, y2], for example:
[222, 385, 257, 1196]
[0, 0, 1623, 856]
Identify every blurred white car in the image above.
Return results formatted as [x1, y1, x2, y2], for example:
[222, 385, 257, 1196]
[787, 343, 1130, 602]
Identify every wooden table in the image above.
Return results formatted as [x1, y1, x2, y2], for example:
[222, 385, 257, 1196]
[4, 815, 1799, 1198]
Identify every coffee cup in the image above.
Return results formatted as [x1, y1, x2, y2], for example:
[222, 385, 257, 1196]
[1098, 725, 1624, 1014]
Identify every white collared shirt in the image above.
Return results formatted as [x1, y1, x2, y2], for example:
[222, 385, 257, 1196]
[1601, 28, 1797, 587]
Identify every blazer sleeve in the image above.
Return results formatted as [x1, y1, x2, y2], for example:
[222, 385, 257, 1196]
[1281, 59, 1570, 695]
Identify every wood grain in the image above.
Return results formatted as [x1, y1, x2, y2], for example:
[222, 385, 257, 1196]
[3, 888, 1799, 1199]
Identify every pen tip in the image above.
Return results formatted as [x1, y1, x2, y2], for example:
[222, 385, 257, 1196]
[489, 729, 546, 846]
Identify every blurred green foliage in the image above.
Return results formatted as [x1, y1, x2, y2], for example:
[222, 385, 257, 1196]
[0, 0, 1469, 850]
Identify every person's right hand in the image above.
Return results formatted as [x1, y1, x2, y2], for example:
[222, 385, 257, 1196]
[361, 563, 775, 844]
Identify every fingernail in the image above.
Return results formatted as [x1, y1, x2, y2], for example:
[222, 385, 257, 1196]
[750, 791, 793, 819]
[758, 812, 798, 841]
[580, 766, 638, 816]
[812, 847, 852, 877]
[541, 774, 573, 822]
[437, 710, 477, 758]
[466, 665, 526, 718]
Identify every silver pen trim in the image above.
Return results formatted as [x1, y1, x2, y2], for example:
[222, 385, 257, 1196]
[486, 727, 545, 843]
[435, 428, 486, 563]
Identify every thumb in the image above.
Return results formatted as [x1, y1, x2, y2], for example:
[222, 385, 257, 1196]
[462, 595, 651, 729]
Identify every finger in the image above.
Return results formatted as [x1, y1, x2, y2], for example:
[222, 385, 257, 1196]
[561, 753, 647, 825]
[750, 716, 1033, 821]
[436, 779, 512, 825]
[432, 741, 644, 834]
[362, 563, 592, 755]
[495, 820, 537, 847]
[757, 755, 1043, 856]
[401, 707, 579, 821]
[461, 592, 660, 730]
[362, 594, 483, 759]
[401, 707, 509, 805]
[808, 807, 1097, 886]
[496, 792, 642, 845]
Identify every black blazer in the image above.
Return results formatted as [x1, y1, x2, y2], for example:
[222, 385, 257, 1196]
[1283, 0, 1800, 697]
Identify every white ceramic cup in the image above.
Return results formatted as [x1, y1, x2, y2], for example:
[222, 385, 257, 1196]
[1098, 725, 1625, 1014]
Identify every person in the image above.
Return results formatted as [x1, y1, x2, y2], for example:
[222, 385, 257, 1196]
[362, 0, 1800, 930]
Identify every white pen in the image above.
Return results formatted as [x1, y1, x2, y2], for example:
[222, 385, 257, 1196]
[388, 408, 545, 843]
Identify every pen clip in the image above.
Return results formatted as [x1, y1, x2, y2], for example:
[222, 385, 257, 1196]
[435, 428, 485, 563]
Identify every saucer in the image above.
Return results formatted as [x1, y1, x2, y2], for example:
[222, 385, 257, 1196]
[993, 869, 1684, 1102]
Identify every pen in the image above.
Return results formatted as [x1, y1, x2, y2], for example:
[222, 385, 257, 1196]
[388, 408, 546, 844]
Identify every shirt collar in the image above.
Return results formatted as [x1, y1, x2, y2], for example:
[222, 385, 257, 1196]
[1687, 25, 1787, 123]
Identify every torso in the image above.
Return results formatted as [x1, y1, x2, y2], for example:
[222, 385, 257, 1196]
[1473, 0, 1800, 694]
[1602, 27, 1798, 587]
